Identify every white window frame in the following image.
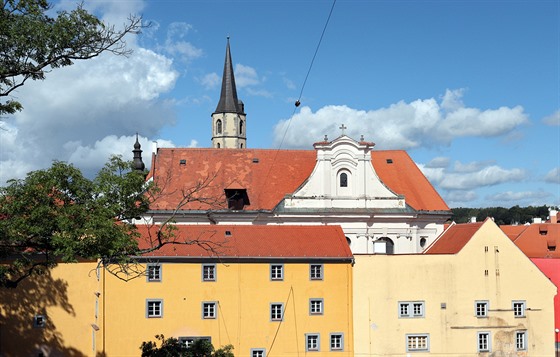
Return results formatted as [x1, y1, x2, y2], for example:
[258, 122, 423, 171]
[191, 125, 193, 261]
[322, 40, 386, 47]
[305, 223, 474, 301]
[477, 331, 491, 352]
[475, 300, 489, 318]
[146, 299, 163, 318]
[515, 331, 527, 350]
[398, 301, 425, 318]
[147, 263, 161, 282]
[330, 333, 344, 351]
[270, 303, 283, 321]
[310, 264, 323, 280]
[33, 314, 46, 328]
[202, 264, 216, 282]
[305, 333, 320, 352]
[250, 348, 265, 357]
[309, 298, 324, 315]
[406, 334, 429, 352]
[202, 302, 217, 319]
[270, 264, 284, 281]
[512, 300, 526, 317]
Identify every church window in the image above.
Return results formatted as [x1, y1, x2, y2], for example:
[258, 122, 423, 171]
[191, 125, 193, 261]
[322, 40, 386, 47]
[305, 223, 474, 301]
[374, 237, 394, 254]
[239, 120, 244, 134]
[217, 143, 221, 148]
[340, 172, 348, 187]
[216, 119, 222, 134]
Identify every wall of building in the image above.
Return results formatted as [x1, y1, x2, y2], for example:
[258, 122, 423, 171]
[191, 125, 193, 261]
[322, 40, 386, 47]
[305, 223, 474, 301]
[353, 221, 556, 356]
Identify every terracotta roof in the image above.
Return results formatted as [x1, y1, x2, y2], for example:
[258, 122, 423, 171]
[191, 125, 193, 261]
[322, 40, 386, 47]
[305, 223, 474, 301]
[499, 225, 529, 241]
[505, 223, 560, 258]
[149, 148, 449, 212]
[424, 222, 484, 254]
[136, 224, 353, 260]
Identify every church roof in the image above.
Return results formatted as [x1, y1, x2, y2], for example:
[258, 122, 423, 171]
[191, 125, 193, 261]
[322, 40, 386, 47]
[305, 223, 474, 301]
[148, 148, 450, 212]
[136, 224, 353, 260]
[214, 38, 243, 115]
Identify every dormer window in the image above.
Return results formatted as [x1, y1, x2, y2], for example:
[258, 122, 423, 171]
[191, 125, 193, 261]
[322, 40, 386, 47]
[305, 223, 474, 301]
[225, 189, 250, 210]
[340, 172, 348, 187]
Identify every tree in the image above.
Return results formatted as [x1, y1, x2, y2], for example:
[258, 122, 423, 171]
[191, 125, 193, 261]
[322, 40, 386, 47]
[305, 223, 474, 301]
[140, 335, 234, 357]
[0, 0, 144, 115]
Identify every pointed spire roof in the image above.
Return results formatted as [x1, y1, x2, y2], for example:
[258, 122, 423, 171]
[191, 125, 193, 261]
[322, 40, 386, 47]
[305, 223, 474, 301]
[214, 37, 244, 115]
[132, 133, 145, 172]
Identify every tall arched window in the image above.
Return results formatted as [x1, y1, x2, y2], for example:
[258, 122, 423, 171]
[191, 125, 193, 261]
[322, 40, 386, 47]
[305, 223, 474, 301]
[217, 143, 221, 148]
[216, 119, 222, 135]
[340, 172, 348, 187]
[239, 120, 244, 134]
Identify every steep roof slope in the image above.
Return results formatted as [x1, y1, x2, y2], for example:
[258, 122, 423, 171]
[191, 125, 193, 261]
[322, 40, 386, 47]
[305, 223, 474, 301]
[136, 224, 353, 260]
[424, 222, 484, 254]
[508, 223, 560, 258]
[149, 148, 449, 212]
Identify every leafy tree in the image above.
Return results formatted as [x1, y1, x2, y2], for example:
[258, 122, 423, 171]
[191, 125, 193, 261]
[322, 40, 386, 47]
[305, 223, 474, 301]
[0, 0, 143, 115]
[140, 335, 234, 357]
[451, 205, 554, 225]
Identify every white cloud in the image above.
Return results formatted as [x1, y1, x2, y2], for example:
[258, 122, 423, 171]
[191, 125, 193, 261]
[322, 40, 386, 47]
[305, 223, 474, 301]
[200, 73, 220, 90]
[273, 89, 528, 149]
[486, 191, 550, 202]
[453, 160, 495, 173]
[438, 166, 525, 190]
[424, 157, 449, 168]
[235, 64, 260, 87]
[544, 167, 560, 184]
[542, 110, 560, 126]
[445, 190, 478, 203]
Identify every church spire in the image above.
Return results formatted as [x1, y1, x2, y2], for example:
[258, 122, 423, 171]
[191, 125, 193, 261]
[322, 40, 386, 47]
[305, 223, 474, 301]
[132, 133, 145, 172]
[214, 37, 244, 115]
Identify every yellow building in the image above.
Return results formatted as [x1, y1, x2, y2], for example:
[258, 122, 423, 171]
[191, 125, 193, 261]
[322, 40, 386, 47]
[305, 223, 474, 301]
[353, 218, 556, 356]
[1, 224, 354, 357]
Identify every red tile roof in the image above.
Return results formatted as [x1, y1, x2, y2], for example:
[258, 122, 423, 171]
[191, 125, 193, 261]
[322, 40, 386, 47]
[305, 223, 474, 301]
[499, 225, 529, 241]
[505, 223, 560, 258]
[423, 222, 484, 254]
[148, 148, 449, 212]
[136, 224, 353, 260]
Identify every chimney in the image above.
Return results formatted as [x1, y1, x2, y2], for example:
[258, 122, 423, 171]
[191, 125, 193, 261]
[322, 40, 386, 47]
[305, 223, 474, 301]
[533, 217, 543, 224]
[151, 141, 158, 155]
[549, 209, 558, 224]
[470, 217, 477, 223]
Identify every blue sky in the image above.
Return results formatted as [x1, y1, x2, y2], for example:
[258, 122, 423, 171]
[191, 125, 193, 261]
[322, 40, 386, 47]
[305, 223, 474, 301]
[0, 0, 558, 209]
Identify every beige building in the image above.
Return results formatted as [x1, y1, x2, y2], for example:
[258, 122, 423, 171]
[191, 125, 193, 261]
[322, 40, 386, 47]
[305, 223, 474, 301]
[353, 218, 556, 356]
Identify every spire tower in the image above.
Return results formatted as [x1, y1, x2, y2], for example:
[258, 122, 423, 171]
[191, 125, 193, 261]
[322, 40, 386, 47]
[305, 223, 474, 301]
[211, 38, 247, 149]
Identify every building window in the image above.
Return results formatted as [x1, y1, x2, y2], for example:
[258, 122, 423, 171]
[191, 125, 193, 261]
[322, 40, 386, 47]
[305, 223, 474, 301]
[270, 264, 283, 281]
[374, 237, 394, 254]
[250, 349, 265, 357]
[515, 331, 527, 350]
[477, 332, 491, 352]
[178, 337, 211, 349]
[202, 264, 216, 282]
[146, 300, 163, 318]
[33, 314, 46, 328]
[475, 301, 488, 317]
[406, 334, 429, 352]
[512, 300, 525, 317]
[147, 264, 161, 282]
[310, 264, 323, 280]
[309, 299, 324, 315]
[330, 333, 343, 351]
[216, 119, 222, 134]
[239, 120, 244, 134]
[399, 301, 425, 318]
[306, 334, 320, 352]
[202, 302, 217, 319]
[340, 172, 348, 187]
[270, 303, 283, 321]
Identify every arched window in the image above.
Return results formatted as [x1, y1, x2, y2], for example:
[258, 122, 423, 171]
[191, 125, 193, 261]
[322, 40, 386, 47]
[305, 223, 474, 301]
[374, 237, 394, 254]
[239, 120, 244, 134]
[340, 172, 348, 187]
[240, 143, 244, 148]
[217, 143, 221, 148]
[216, 119, 222, 135]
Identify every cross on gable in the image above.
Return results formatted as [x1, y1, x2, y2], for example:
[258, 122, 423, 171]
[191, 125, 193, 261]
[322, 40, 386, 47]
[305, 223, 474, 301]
[339, 124, 347, 135]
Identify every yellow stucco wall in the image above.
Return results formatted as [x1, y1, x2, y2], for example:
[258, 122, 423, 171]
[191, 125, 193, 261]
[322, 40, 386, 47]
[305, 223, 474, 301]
[0, 261, 102, 357]
[102, 260, 353, 357]
[353, 220, 556, 356]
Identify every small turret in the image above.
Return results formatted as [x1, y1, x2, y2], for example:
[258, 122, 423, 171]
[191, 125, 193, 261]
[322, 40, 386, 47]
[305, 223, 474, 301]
[132, 134, 145, 172]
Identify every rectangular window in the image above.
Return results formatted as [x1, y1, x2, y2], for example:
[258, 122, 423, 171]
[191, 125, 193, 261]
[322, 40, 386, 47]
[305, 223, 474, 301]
[178, 337, 211, 349]
[202, 302, 216, 319]
[512, 300, 526, 317]
[406, 334, 429, 352]
[309, 299, 324, 315]
[147, 264, 161, 282]
[250, 348, 265, 357]
[270, 303, 283, 321]
[515, 331, 527, 350]
[477, 332, 491, 352]
[306, 334, 320, 352]
[270, 264, 283, 281]
[310, 264, 323, 280]
[398, 301, 425, 318]
[202, 264, 216, 281]
[146, 299, 163, 318]
[330, 333, 343, 351]
[475, 301, 488, 317]
[33, 314, 46, 328]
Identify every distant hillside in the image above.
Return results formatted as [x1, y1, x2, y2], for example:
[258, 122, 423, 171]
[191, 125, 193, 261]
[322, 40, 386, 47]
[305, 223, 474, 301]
[451, 205, 555, 225]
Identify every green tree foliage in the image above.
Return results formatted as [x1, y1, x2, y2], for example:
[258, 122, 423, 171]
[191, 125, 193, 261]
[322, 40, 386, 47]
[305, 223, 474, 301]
[451, 205, 554, 225]
[0, 0, 143, 115]
[140, 335, 234, 357]
[0, 156, 150, 288]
